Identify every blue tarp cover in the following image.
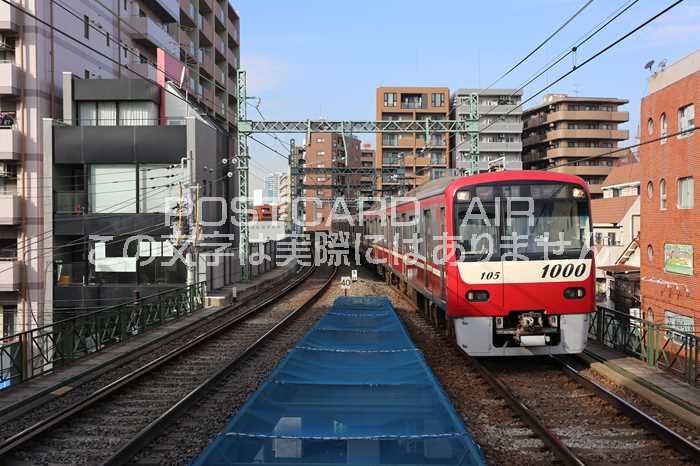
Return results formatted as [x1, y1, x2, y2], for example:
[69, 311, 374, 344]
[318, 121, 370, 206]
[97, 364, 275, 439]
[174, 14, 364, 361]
[192, 296, 486, 466]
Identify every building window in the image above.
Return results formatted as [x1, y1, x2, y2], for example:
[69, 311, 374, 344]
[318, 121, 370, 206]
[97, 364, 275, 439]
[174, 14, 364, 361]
[84, 15, 90, 39]
[431, 92, 445, 107]
[139, 165, 183, 213]
[660, 112, 668, 144]
[384, 92, 396, 107]
[659, 178, 667, 210]
[678, 104, 695, 138]
[89, 165, 137, 213]
[677, 177, 694, 209]
[84, 69, 90, 80]
[646, 181, 653, 199]
[1, 305, 16, 337]
[647, 244, 653, 263]
[647, 117, 654, 135]
[607, 232, 617, 246]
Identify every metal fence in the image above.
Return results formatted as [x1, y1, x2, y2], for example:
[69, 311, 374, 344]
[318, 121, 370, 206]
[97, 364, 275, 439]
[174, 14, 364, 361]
[589, 305, 699, 386]
[0, 282, 205, 390]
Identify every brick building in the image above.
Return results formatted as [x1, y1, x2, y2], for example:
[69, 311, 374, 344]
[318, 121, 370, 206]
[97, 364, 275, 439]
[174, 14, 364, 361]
[303, 132, 361, 232]
[639, 49, 699, 334]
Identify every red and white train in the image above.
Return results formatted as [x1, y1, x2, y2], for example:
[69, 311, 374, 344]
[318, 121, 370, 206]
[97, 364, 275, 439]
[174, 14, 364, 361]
[336, 170, 595, 356]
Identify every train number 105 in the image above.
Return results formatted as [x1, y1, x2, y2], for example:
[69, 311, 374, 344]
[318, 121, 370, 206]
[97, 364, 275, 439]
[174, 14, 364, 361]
[540, 263, 586, 279]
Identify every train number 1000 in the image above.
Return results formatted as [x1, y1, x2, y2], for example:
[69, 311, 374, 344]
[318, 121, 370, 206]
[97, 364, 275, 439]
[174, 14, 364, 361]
[540, 263, 586, 279]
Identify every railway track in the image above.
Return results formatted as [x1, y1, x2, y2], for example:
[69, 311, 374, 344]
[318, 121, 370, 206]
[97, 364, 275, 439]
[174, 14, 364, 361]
[0, 266, 312, 442]
[371, 277, 699, 466]
[474, 355, 699, 466]
[0, 265, 336, 466]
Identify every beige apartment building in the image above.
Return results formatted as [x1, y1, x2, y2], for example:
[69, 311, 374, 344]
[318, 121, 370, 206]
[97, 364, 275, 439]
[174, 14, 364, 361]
[0, 0, 239, 337]
[375, 87, 450, 195]
[522, 94, 629, 197]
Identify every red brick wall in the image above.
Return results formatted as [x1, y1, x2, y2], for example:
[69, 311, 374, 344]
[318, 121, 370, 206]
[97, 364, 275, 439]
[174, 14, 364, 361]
[639, 70, 699, 328]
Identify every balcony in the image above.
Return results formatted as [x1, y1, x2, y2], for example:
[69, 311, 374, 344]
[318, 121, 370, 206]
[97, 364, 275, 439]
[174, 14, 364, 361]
[547, 110, 629, 124]
[480, 120, 522, 133]
[214, 35, 226, 61]
[127, 16, 179, 57]
[522, 132, 547, 147]
[0, 193, 19, 224]
[479, 104, 519, 115]
[214, 3, 226, 31]
[546, 147, 614, 159]
[400, 99, 425, 110]
[197, 13, 213, 46]
[547, 129, 629, 141]
[0, 61, 20, 96]
[227, 75, 236, 95]
[179, 0, 196, 26]
[215, 66, 225, 86]
[198, 48, 213, 76]
[0, 258, 19, 291]
[0, 126, 20, 160]
[228, 18, 239, 44]
[479, 141, 523, 152]
[141, 0, 179, 23]
[0, 1, 21, 32]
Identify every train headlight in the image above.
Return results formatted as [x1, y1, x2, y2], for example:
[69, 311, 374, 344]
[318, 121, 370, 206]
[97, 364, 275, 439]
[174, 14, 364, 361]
[563, 287, 586, 299]
[456, 191, 471, 202]
[572, 187, 586, 199]
[466, 290, 490, 302]
[547, 315, 558, 327]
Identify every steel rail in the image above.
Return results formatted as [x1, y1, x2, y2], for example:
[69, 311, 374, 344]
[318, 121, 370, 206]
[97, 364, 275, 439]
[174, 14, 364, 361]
[467, 356, 586, 466]
[0, 265, 320, 459]
[371, 278, 585, 465]
[104, 266, 338, 465]
[554, 355, 700, 461]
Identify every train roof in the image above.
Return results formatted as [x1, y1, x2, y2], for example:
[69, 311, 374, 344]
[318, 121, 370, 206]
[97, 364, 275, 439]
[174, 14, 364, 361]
[405, 170, 588, 200]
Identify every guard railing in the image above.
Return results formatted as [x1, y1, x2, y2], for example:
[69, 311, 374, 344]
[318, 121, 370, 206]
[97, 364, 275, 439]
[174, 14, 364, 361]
[589, 305, 699, 386]
[0, 282, 205, 390]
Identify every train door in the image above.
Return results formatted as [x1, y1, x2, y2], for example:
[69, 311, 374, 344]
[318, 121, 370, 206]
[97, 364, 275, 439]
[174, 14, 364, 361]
[422, 208, 432, 293]
[439, 206, 446, 300]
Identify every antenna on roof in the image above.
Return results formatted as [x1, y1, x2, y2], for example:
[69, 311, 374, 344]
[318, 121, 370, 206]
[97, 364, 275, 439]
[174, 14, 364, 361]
[657, 59, 668, 73]
[644, 60, 655, 74]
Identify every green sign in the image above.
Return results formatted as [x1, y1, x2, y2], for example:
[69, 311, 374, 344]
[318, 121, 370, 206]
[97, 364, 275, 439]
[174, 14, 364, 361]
[664, 243, 693, 276]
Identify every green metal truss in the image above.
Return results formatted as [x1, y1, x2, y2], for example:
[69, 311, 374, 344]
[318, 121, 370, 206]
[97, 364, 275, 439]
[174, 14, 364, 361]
[236, 71, 479, 280]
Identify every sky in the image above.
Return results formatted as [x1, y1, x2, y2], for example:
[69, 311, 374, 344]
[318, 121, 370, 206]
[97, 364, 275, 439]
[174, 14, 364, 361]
[233, 0, 700, 192]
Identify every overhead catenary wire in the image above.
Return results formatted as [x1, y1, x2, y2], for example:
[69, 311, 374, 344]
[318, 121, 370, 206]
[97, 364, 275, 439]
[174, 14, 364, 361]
[479, 0, 641, 122]
[477, 0, 683, 135]
[484, 0, 594, 91]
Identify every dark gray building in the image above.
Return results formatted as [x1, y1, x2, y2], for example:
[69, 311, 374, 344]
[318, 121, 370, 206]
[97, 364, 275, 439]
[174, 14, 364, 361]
[451, 88, 523, 173]
[43, 74, 235, 320]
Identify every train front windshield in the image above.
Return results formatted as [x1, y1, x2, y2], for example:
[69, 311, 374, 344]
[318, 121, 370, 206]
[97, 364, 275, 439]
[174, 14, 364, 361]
[454, 182, 591, 261]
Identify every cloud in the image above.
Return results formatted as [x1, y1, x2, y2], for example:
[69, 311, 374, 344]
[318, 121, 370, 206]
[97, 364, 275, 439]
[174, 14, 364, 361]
[242, 55, 301, 94]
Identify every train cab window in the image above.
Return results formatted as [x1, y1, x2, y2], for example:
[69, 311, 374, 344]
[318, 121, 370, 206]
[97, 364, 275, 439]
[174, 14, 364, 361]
[454, 182, 591, 261]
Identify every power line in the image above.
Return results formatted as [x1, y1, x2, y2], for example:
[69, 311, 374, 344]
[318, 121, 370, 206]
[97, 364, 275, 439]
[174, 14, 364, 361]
[478, 0, 682, 135]
[479, 0, 640, 122]
[484, 0, 594, 91]
[249, 135, 290, 161]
